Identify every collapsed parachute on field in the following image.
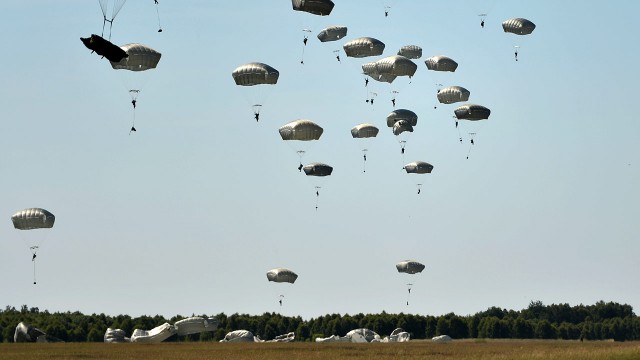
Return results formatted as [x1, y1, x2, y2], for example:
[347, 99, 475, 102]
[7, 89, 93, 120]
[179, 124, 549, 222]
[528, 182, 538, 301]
[373, 55, 417, 78]
[220, 330, 296, 343]
[454, 104, 491, 121]
[396, 259, 426, 273]
[398, 45, 422, 59]
[14, 322, 46, 343]
[316, 328, 382, 343]
[104, 328, 130, 343]
[317, 26, 347, 42]
[267, 268, 298, 283]
[343, 37, 385, 58]
[80, 34, 128, 63]
[437, 86, 470, 104]
[424, 55, 458, 72]
[502, 18, 536, 35]
[232, 62, 279, 121]
[174, 317, 219, 336]
[130, 323, 175, 343]
[292, 0, 334, 16]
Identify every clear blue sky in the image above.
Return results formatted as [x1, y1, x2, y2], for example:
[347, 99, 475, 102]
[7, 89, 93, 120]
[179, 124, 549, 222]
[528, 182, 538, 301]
[1, 1, 638, 320]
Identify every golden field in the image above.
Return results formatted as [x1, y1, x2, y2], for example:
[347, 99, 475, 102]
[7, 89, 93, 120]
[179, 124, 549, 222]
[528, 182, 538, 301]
[2, 340, 640, 360]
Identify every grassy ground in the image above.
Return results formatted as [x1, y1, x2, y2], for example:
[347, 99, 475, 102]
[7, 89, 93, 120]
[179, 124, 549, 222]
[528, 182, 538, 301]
[1, 339, 639, 360]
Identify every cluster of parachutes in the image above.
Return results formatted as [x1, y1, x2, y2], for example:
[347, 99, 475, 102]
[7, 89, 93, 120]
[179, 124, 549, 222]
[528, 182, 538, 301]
[266, 259, 426, 308]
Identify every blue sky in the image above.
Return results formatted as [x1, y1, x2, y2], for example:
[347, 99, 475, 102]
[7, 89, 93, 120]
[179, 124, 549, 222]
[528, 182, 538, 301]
[1, 1, 638, 320]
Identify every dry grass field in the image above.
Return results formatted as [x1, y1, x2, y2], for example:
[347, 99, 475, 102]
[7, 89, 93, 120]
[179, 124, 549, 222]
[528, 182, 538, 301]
[2, 339, 640, 360]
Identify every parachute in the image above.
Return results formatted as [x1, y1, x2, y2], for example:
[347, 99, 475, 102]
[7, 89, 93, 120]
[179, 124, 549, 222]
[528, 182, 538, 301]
[396, 260, 426, 274]
[12, 208, 55, 284]
[80, 34, 128, 63]
[303, 163, 333, 209]
[303, 162, 333, 177]
[437, 86, 470, 104]
[424, 55, 458, 72]
[351, 123, 379, 172]
[109, 43, 162, 133]
[232, 63, 280, 86]
[98, 0, 127, 39]
[454, 104, 491, 121]
[398, 45, 422, 59]
[317, 26, 348, 42]
[396, 260, 426, 305]
[279, 120, 324, 171]
[291, 0, 335, 16]
[502, 18, 535, 61]
[392, 120, 413, 136]
[404, 162, 433, 194]
[362, 62, 397, 83]
[267, 267, 297, 306]
[372, 55, 417, 78]
[232, 63, 279, 121]
[110, 43, 162, 71]
[502, 18, 536, 35]
[343, 37, 385, 58]
[454, 104, 491, 158]
[386, 109, 417, 127]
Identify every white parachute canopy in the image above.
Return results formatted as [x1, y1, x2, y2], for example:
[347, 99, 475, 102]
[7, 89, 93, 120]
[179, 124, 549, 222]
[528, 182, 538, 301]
[267, 268, 298, 283]
[343, 37, 385, 58]
[437, 86, 471, 104]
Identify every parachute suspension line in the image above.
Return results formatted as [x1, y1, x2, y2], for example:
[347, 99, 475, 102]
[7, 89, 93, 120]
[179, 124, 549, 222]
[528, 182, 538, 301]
[30, 246, 39, 285]
[300, 29, 311, 65]
[129, 90, 140, 134]
[362, 149, 368, 173]
[406, 283, 413, 306]
[155, 1, 163, 32]
[99, 0, 127, 40]
[453, 116, 462, 143]
[467, 132, 476, 159]
[314, 186, 321, 211]
[296, 150, 305, 172]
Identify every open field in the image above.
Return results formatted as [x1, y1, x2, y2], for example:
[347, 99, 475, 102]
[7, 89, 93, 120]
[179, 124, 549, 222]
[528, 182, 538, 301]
[2, 340, 640, 360]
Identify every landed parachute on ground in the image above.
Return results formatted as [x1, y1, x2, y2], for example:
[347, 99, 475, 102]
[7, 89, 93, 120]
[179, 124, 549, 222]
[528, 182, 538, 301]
[398, 45, 422, 59]
[502, 18, 536, 35]
[80, 34, 128, 63]
[437, 86, 470, 104]
[343, 37, 385, 58]
[317, 26, 347, 42]
[292, 0, 334, 16]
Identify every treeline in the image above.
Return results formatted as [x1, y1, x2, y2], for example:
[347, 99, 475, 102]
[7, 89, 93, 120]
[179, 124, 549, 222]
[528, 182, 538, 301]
[1, 301, 639, 343]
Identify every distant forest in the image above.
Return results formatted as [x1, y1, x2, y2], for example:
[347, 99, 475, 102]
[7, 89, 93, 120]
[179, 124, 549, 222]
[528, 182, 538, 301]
[2, 301, 639, 342]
